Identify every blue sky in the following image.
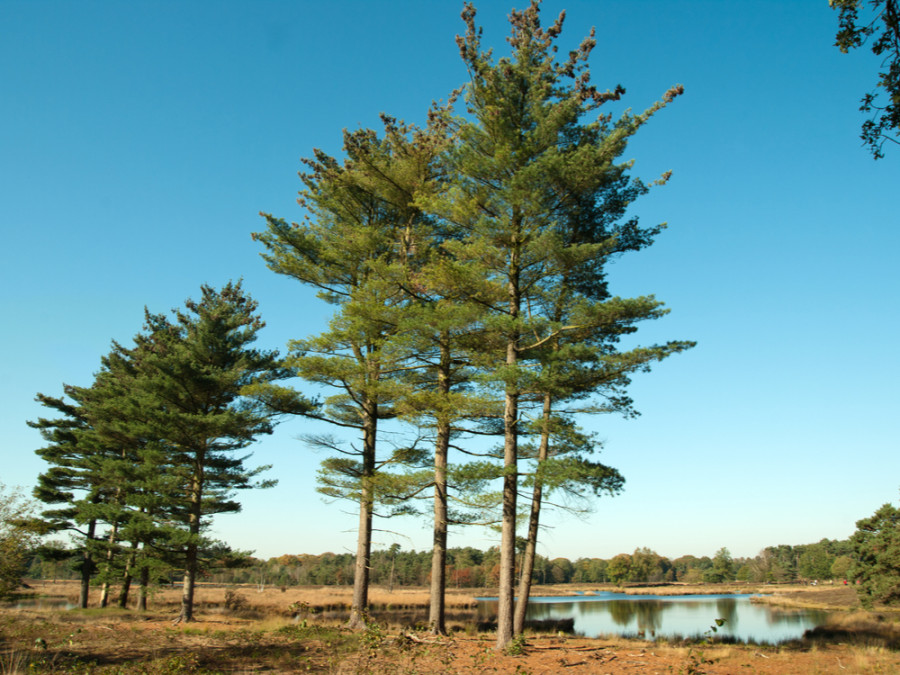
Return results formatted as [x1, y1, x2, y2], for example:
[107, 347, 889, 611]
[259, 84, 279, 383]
[2, 0, 898, 563]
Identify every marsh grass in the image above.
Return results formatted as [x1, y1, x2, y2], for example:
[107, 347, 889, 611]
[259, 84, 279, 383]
[802, 612, 900, 650]
[750, 585, 863, 612]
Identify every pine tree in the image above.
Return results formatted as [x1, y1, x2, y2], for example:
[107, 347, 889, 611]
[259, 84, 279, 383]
[358, 114, 500, 634]
[390, 295, 498, 633]
[255, 119, 444, 628]
[71, 340, 184, 610]
[134, 282, 282, 622]
[66, 344, 150, 608]
[428, 1, 686, 648]
[30, 389, 111, 608]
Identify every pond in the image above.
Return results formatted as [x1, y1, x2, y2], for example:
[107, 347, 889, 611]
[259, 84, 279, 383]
[1, 597, 77, 611]
[477, 592, 830, 644]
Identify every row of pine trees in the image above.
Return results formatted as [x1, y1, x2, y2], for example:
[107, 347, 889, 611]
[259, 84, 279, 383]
[30, 283, 286, 622]
[29, 2, 691, 648]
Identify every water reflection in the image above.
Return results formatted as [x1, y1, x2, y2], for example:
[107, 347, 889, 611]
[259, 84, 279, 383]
[716, 597, 738, 630]
[477, 593, 829, 644]
[2, 598, 76, 610]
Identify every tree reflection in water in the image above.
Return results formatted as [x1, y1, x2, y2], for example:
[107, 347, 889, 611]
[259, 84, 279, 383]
[604, 600, 664, 635]
[477, 593, 830, 643]
[716, 597, 738, 630]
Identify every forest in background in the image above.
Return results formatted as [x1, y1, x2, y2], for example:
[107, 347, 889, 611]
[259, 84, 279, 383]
[24, 538, 853, 589]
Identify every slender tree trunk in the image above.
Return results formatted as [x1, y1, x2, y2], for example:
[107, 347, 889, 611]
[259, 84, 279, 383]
[138, 561, 149, 612]
[514, 392, 552, 634]
[347, 401, 377, 630]
[80, 519, 97, 609]
[429, 424, 450, 634]
[496, 240, 521, 651]
[496, 387, 518, 648]
[177, 461, 204, 623]
[99, 520, 120, 608]
[429, 336, 452, 635]
[178, 541, 198, 623]
[118, 542, 138, 609]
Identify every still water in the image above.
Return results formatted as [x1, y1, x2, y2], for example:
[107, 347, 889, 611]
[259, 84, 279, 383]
[477, 593, 829, 644]
[2, 597, 77, 610]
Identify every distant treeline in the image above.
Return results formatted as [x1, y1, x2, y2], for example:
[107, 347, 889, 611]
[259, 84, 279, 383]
[27, 539, 853, 588]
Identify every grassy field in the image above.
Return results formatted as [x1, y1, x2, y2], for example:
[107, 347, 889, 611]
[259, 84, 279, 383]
[1, 581, 899, 674]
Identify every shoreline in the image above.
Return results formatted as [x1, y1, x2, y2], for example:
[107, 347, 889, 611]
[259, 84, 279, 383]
[14, 578, 880, 614]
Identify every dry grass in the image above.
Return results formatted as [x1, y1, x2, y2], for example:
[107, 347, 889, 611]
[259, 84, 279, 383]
[24, 579, 479, 614]
[751, 585, 868, 611]
[22, 579, 876, 619]
[0, 648, 30, 675]
[286, 584, 479, 610]
[5, 584, 900, 674]
[531, 581, 829, 597]
[802, 611, 900, 651]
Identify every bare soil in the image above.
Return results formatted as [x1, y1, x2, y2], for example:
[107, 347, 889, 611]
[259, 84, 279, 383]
[2, 581, 898, 674]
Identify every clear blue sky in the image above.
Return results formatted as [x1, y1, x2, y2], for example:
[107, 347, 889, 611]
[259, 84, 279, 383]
[2, 0, 898, 563]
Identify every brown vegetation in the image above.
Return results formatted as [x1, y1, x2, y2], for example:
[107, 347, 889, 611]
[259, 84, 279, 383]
[28, 580, 479, 615]
[2, 582, 899, 674]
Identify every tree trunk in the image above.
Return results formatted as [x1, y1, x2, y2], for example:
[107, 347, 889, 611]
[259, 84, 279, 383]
[429, 336, 452, 635]
[118, 543, 138, 609]
[98, 520, 119, 608]
[496, 386, 518, 649]
[178, 543, 198, 623]
[514, 392, 552, 634]
[79, 519, 97, 609]
[177, 464, 203, 623]
[496, 241, 521, 651]
[347, 400, 377, 630]
[137, 562, 149, 612]
[429, 425, 450, 634]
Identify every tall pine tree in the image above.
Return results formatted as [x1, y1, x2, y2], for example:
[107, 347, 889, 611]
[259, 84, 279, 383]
[255, 118, 447, 628]
[425, 1, 687, 648]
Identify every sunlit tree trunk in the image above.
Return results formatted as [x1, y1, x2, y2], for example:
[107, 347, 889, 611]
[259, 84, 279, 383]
[514, 393, 552, 634]
[347, 402, 377, 629]
[429, 337, 452, 635]
[496, 240, 521, 650]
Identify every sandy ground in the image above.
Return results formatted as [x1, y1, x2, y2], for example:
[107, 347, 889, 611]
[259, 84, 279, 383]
[3, 609, 900, 674]
[2, 581, 898, 674]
